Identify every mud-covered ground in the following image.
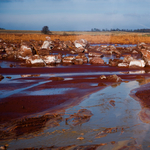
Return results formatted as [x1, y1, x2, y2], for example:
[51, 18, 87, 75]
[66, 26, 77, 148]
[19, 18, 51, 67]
[1, 38, 150, 150]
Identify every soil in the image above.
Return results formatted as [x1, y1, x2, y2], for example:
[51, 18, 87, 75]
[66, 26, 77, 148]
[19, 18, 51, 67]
[0, 42, 150, 149]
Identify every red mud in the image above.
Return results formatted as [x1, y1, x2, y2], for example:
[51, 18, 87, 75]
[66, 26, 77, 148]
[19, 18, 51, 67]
[130, 83, 150, 124]
[1, 41, 150, 149]
[0, 66, 149, 125]
[1, 65, 150, 75]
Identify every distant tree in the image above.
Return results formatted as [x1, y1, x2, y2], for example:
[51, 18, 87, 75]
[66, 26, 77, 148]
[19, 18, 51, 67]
[41, 26, 51, 34]
[0, 28, 5, 30]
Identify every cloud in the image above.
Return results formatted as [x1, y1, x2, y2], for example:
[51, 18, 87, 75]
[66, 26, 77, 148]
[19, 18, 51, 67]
[1, 12, 150, 30]
[0, 0, 150, 30]
[0, 0, 23, 2]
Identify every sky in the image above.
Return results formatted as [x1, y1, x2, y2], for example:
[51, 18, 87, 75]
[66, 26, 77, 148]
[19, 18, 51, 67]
[0, 0, 150, 31]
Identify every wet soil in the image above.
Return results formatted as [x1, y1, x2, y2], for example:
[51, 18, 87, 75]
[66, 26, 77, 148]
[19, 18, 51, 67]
[1, 47, 150, 149]
[130, 83, 150, 125]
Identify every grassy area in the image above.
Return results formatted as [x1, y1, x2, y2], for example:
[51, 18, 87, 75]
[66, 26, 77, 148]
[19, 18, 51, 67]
[0, 30, 150, 44]
[0, 29, 148, 35]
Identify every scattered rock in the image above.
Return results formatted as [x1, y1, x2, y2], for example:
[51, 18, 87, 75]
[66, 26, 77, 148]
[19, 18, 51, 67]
[90, 57, 104, 65]
[21, 74, 40, 77]
[5, 47, 16, 59]
[2, 54, 8, 58]
[0, 74, 4, 81]
[107, 74, 122, 82]
[88, 52, 103, 57]
[99, 74, 122, 82]
[112, 49, 121, 55]
[41, 37, 53, 50]
[17, 45, 33, 60]
[141, 49, 150, 66]
[74, 54, 88, 65]
[123, 55, 134, 63]
[74, 39, 88, 49]
[118, 62, 129, 67]
[101, 49, 113, 55]
[41, 54, 62, 65]
[99, 75, 107, 79]
[129, 60, 145, 68]
[9, 64, 14, 68]
[109, 59, 123, 67]
[74, 47, 85, 53]
[62, 56, 75, 64]
[101, 45, 108, 48]
[41, 55, 56, 64]
[26, 55, 45, 66]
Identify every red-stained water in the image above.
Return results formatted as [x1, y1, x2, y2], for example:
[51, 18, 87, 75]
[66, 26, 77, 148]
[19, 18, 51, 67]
[0, 58, 150, 149]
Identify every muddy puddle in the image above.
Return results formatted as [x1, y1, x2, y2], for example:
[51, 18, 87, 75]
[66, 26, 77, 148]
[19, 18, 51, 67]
[0, 66, 150, 149]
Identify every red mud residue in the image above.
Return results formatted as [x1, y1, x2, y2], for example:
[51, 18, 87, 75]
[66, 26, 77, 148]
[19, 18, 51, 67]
[131, 83, 150, 124]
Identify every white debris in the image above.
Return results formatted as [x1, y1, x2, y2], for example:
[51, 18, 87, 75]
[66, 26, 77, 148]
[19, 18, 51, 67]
[129, 70, 145, 74]
[62, 56, 75, 63]
[41, 41, 52, 49]
[18, 56, 30, 60]
[118, 63, 129, 67]
[30, 59, 44, 64]
[21, 45, 31, 51]
[123, 55, 134, 63]
[21, 74, 40, 77]
[75, 43, 83, 48]
[17, 45, 32, 60]
[74, 39, 88, 49]
[99, 75, 107, 79]
[88, 52, 103, 57]
[100, 45, 108, 48]
[42, 55, 56, 64]
[129, 60, 145, 67]
[139, 42, 146, 46]
[26, 55, 45, 65]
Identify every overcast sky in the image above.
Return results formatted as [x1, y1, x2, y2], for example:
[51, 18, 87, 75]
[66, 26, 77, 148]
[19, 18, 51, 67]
[0, 0, 150, 31]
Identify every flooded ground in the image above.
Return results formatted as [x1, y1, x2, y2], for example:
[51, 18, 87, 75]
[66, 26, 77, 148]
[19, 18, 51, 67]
[1, 41, 150, 149]
[0, 62, 150, 150]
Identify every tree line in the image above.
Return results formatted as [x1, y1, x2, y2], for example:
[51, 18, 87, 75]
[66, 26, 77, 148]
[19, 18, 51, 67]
[91, 28, 150, 33]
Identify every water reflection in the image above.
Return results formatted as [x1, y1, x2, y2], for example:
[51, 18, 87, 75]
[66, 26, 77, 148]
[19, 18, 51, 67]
[137, 78, 150, 86]
[2, 80, 150, 149]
